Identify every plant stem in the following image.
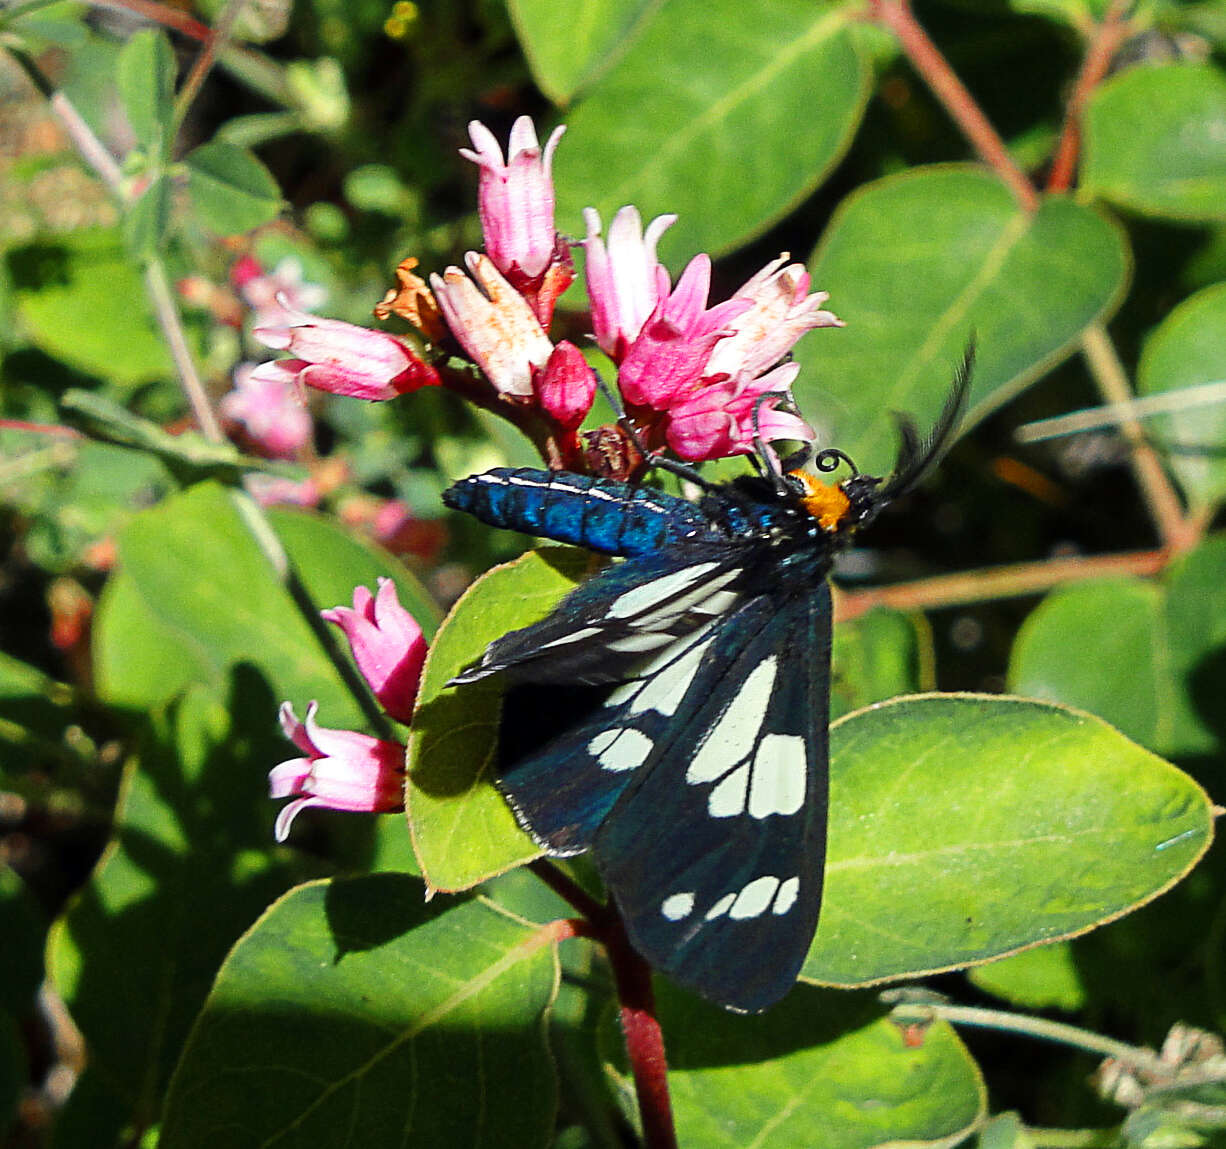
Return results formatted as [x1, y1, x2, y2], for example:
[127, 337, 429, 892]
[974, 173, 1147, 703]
[1047, 0, 1135, 193]
[1080, 323, 1198, 553]
[866, 0, 1039, 212]
[889, 1000, 1167, 1075]
[175, 0, 248, 127]
[92, 0, 211, 40]
[836, 546, 1168, 620]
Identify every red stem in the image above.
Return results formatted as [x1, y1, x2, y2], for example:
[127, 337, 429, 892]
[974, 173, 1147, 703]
[1047, 0, 1134, 193]
[867, 0, 1039, 212]
[529, 861, 678, 1148]
[89, 0, 211, 41]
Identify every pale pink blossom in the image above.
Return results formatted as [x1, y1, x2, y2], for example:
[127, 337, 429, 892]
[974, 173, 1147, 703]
[220, 361, 312, 459]
[430, 252, 554, 396]
[255, 304, 439, 401]
[664, 362, 813, 462]
[616, 256, 750, 410]
[233, 255, 328, 328]
[704, 255, 843, 380]
[533, 341, 597, 430]
[583, 206, 676, 361]
[460, 117, 565, 280]
[271, 702, 406, 841]
[321, 579, 427, 725]
[245, 473, 321, 508]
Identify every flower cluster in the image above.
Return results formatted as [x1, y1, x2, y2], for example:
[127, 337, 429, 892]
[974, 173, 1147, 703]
[250, 116, 842, 475]
[271, 579, 426, 839]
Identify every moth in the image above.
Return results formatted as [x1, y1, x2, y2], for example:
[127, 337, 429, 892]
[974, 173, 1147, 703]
[444, 349, 973, 1012]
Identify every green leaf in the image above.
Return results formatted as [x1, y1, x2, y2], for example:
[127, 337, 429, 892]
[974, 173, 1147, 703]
[407, 548, 594, 889]
[1136, 282, 1226, 510]
[116, 28, 175, 153]
[94, 483, 435, 728]
[1083, 63, 1226, 222]
[1009, 536, 1226, 756]
[46, 686, 304, 1130]
[508, 0, 655, 103]
[159, 875, 559, 1149]
[804, 694, 1211, 985]
[830, 607, 929, 721]
[552, 0, 868, 260]
[8, 231, 173, 387]
[184, 141, 283, 235]
[800, 168, 1130, 474]
[608, 986, 985, 1147]
[0, 863, 44, 1016]
[967, 941, 1086, 1011]
[977, 1111, 1037, 1149]
[0, 650, 77, 780]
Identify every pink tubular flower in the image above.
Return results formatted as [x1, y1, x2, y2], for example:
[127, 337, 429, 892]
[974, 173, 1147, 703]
[533, 341, 597, 430]
[320, 578, 427, 725]
[704, 255, 844, 380]
[254, 304, 440, 401]
[220, 361, 312, 459]
[460, 117, 565, 280]
[583, 206, 676, 361]
[270, 702, 406, 842]
[665, 362, 814, 462]
[616, 255, 751, 410]
[233, 255, 328, 328]
[430, 252, 554, 396]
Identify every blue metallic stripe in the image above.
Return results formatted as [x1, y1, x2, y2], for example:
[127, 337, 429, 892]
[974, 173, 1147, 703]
[442, 468, 715, 557]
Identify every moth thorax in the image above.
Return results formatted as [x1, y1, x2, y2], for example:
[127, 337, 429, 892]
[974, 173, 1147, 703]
[788, 470, 852, 532]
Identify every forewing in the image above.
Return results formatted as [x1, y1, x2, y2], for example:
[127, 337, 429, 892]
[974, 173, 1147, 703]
[594, 585, 832, 1014]
[451, 544, 747, 687]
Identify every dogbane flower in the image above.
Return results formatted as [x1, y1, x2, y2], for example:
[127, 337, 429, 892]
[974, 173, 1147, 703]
[270, 702, 406, 842]
[219, 361, 312, 460]
[582, 206, 676, 362]
[664, 362, 813, 462]
[254, 304, 440, 401]
[615, 255, 751, 411]
[321, 578, 427, 725]
[705, 255, 843, 380]
[461, 116, 565, 281]
[430, 252, 554, 397]
[534, 341, 598, 430]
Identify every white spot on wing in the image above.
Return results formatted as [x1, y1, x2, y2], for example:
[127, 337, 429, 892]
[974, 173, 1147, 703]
[661, 892, 694, 920]
[686, 656, 779, 784]
[708, 764, 749, 817]
[730, 876, 780, 920]
[539, 626, 603, 650]
[773, 876, 800, 916]
[633, 568, 741, 628]
[608, 562, 719, 618]
[747, 734, 807, 818]
[607, 633, 674, 654]
[705, 892, 737, 921]
[634, 633, 714, 717]
[587, 728, 653, 772]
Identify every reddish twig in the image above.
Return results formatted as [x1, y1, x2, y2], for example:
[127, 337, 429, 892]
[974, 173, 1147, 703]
[836, 546, 1170, 621]
[1048, 0, 1135, 193]
[89, 0, 211, 41]
[175, 0, 248, 126]
[0, 420, 84, 438]
[866, 0, 1039, 212]
[528, 860, 678, 1148]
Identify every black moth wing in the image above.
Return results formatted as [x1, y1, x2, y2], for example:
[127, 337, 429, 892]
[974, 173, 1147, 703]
[450, 544, 747, 688]
[593, 585, 832, 1014]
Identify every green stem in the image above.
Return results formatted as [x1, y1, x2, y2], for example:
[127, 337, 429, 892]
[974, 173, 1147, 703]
[890, 1001, 1167, 1075]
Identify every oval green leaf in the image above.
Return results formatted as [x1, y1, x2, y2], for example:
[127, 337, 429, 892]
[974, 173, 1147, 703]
[552, 0, 868, 261]
[967, 941, 1086, 1011]
[185, 141, 283, 235]
[610, 986, 985, 1148]
[407, 548, 594, 890]
[46, 687, 304, 1126]
[804, 694, 1212, 985]
[159, 875, 559, 1149]
[116, 28, 175, 152]
[1137, 282, 1226, 510]
[830, 606, 930, 721]
[508, 0, 654, 104]
[1083, 63, 1226, 222]
[800, 168, 1129, 474]
[1009, 536, 1226, 757]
